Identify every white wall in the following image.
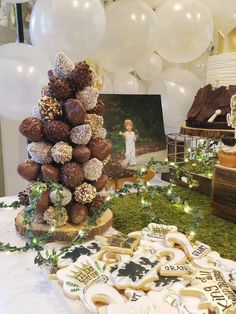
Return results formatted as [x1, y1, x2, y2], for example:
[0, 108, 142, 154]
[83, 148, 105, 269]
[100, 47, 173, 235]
[1, 117, 27, 196]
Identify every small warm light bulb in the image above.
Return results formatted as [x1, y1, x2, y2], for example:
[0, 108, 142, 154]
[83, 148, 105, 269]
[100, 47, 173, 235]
[50, 227, 55, 232]
[167, 189, 172, 195]
[189, 184, 193, 188]
[189, 231, 195, 237]
[184, 205, 191, 213]
[32, 238, 37, 244]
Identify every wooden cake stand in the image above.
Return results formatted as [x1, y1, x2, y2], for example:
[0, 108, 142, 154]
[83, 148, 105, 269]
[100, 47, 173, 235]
[15, 208, 113, 242]
[180, 125, 234, 139]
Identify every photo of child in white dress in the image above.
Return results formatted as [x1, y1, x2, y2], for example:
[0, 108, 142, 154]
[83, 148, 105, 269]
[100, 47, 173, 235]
[120, 119, 137, 166]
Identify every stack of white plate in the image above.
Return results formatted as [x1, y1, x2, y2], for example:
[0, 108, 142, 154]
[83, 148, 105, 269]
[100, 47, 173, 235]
[206, 53, 236, 87]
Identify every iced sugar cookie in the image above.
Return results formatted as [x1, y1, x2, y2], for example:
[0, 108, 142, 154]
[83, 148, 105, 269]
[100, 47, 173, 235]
[192, 251, 236, 291]
[95, 233, 140, 255]
[83, 283, 125, 313]
[98, 251, 131, 265]
[57, 241, 101, 268]
[124, 288, 145, 302]
[143, 275, 186, 293]
[158, 247, 190, 277]
[164, 232, 211, 260]
[110, 254, 160, 289]
[56, 256, 110, 300]
[181, 268, 236, 314]
[142, 223, 178, 242]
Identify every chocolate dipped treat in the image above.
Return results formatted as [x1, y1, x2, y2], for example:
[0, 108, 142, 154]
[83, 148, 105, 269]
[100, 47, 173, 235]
[72, 145, 91, 163]
[64, 99, 86, 126]
[41, 164, 60, 182]
[91, 174, 108, 192]
[44, 120, 71, 143]
[88, 138, 112, 161]
[69, 203, 88, 225]
[19, 117, 44, 142]
[61, 162, 84, 188]
[88, 100, 105, 115]
[17, 161, 40, 181]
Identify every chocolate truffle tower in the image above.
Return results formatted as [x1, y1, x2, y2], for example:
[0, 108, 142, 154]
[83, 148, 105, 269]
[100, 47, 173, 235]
[17, 53, 112, 228]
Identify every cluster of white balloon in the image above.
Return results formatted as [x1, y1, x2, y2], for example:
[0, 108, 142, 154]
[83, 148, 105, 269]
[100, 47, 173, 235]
[0, 0, 235, 132]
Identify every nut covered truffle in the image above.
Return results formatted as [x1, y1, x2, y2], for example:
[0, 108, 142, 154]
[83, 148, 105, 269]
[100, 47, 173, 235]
[43, 206, 68, 227]
[76, 86, 99, 111]
[93, 127, 107, 139]
[19, 117, 44, 142]
[72, 145, 91, 163]
[74, 183, 97, 204]
[51, 141, 72, 164]
[83, 158, 103, 181]
[70, 124, 92, 145]
[64, 99, 86, 126]
[44, 120, 71, 143]
[53, 52, 75, 80]
[50, 187, 72, 206]
[85, 114, 103, 135]
[38, 96, 62, 122]
[27, 142, 53, 164]
[61, 162, 84, 188]
[88, 138, 112, 161]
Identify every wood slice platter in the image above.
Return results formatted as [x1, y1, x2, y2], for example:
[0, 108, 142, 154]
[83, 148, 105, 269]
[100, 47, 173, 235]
[180, 125, 234, 139]
[15, 209, 113, 242]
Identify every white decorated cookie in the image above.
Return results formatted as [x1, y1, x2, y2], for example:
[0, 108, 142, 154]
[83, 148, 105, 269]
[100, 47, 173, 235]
[142, 223, 178, 242]
[124, 288, 145, 301]
[181, 268, 236, 314]
[98, 251, 131, 265]
[110, 254, 160, 289]
[164, 232, 211, 260]
[143, 275, 186, 294]
[56, 256, 110, 300]
[95, 233, 140, 255]
[57, 241, 101, 268]
[158, 247, 190, 277]
[192, 251, 236, 291]
[83, 283, 125, 313]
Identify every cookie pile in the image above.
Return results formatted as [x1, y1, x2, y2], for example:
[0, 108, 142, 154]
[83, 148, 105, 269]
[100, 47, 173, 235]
[17, 52, 112, 227]
[55, 223, 236, 314]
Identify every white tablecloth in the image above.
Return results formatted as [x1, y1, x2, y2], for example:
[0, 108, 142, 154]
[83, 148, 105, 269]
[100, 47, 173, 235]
[0, 196, 69, 314]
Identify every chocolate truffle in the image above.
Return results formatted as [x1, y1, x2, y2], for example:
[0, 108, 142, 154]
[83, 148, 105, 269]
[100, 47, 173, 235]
[41, 84, 50, 97]
[88, 100, 105, 115]
[64, 99, 86, 126]
[76, 86, 99, 111]
[61, 162, 84, 188]
[17, 160, 40, 181]
[44, 120, 71, 143]
[51, 141, 72, 164]
[83, 158, 103, 181]
[43, 206, 68, 227]
[91, 174, 108, 192]
[72, 145, 91, 163]
[68, 61, 94, 90]
[85, 114, 104, 135]
[27, 142, 53, 164]
[93, 127, 107, 139]
[50, 187, 72, 206]
[34, 190, 50, 212]
[48, 76, 72, 101]
[69, 203, 88, 225]
[90, 195, 106, 212]
[48, 69, 55, 80]
[74, 183, 97, 204]
[53, 52, 75, 80]
[88, 138, 112, 161]
[38, 96, 62, 122]
[41, 164, 60, 182]
[19, 117, 44, 142]
[70, 124, 92, 145]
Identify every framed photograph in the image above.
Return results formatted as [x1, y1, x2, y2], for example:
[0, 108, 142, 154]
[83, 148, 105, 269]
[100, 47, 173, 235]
[100, 94, 167, 179]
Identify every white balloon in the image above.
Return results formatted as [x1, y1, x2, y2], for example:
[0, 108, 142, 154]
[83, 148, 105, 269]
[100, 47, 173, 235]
[148, 68, 201, 129]
[136, 53, 163, 81]
[202, 0, 236, 36]
[155, 0, 214, 63]
[184, 53, 208, 83]
[113, 73, 143, 94]
[95, 0, 158, 74]
[30, 0, 105, 62]
[0, 43, 50, 119]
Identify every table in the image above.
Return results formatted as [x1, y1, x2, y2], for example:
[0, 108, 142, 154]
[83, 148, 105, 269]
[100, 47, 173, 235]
[0, 196, 68, 314]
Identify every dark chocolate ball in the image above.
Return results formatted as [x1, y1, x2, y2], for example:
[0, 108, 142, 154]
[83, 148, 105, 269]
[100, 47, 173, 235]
[64, 99, 86, 126]
[17, 161, 40, 181]
[48, 76, 72, 101]
[61, 162, 84, 188]
[35, 190, 50, 212]
[19, 117, 44, 142]
[88, 138, 112, 161]
[69, 202, 88, 225]
[91, 174, 108, 192]
[41, 164, 60, 182]
[72, 145, 91, 163]
[90, 195, 106, 212]
[44, 120, 71, 143]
